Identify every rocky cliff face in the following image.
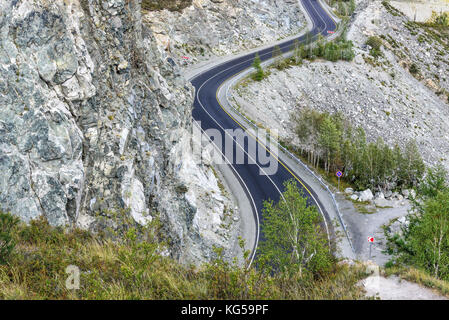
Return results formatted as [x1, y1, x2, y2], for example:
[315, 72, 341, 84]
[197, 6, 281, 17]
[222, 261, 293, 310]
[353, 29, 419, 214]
[0, 0, 239, 264]
[144, 0, 306, 65]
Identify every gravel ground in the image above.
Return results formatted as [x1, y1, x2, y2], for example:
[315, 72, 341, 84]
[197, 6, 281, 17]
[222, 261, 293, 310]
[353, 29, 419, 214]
[336, 193, 411, 266]
[360, 274, 448, 300]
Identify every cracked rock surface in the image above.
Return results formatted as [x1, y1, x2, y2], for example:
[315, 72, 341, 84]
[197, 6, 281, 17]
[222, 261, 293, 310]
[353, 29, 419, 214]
[144, 0, 306, 65]
[0, 0, 239, 264]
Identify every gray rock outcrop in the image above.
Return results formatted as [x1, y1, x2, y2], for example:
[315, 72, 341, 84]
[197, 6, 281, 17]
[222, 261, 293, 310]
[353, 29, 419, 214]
[358, 189, 374, 202]
[143, 0, 306, 65]
[0, 0, 239, 264]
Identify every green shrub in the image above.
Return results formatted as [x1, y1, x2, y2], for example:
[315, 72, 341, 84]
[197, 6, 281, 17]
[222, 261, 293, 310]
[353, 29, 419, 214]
[388, 190, 449, 281]
[365, 36, 383, 58]
[409, 63, 420, 75]
[258, 180, 334, 278]
[427, 11, 449, 27]
[293, 108, 425, 190]
[251, 53, 265, 81]
[296, 38, 355, 63]
[0, 212, 19, 264]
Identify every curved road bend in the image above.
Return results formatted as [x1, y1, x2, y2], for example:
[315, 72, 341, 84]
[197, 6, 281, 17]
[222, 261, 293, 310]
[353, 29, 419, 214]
[191, 0, 337, 263]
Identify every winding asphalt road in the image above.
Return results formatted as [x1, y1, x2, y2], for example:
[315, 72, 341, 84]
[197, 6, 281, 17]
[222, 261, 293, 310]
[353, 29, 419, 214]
[190, 0, 338, 262]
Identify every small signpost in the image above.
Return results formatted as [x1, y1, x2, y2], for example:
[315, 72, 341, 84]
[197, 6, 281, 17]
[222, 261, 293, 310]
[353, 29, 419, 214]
[368, 236, 375, 259]
[327, 30, 335, 34]
[336, 171, 342, 192]
[181, 56, 190, 60]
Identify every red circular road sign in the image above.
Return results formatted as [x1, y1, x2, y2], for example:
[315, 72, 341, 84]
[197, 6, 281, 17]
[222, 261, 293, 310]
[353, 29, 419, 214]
[368, 237, 374, 243]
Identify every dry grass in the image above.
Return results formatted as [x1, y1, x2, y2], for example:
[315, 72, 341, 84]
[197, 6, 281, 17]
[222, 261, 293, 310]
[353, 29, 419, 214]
[141, 0, 192, 12]
[385, 265, 449, 297]
[0, 216, 370, 300]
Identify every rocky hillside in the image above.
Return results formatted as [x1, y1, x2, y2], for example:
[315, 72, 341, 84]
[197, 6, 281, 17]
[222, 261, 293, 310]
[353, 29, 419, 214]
[143, 0, 307, 65]
[233, 0, 449, 171]
[0, 0, 240, 264]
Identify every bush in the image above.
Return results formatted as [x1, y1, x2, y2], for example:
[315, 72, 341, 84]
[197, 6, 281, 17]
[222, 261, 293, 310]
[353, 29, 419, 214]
[0, 212, 19, 264]
[296, 39, 355, 63]
[293, 108, 425, 190]
[409, 63, 420, 75]
[251, 53, 265, 81]
[427, 11, 449, 27]
[258, 180, 334, 278]
[365, 36, 383, 58]
[388, 190, 449, 281]
[0, 213, 368, 299]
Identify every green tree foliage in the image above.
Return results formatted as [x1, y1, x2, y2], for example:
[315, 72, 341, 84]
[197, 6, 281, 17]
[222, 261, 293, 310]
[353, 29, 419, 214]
[293, 108, 425, 190]
[407, 192, 449, 279]
[272, 45, 289, 70]
[299, 38, 355, 62]
[415, 165, 448, 200]
[409, 63, 420, 75]
[0, 212, 19, 264]
[252, 53, 264, 81]
[365, 36, 383, 58]
[387, 168, 449, 281]
[319, 116, 341, 172]
[428, 11, 449, 27]
[258, 180, 334, 277]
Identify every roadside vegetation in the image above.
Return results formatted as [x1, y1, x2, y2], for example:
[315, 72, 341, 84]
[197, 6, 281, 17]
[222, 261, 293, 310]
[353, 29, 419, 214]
[251, 53, 266, 81]
[0, 183, 369, 299]
[365, 36, 383, 58]
[291, 108, 425, 192]
[385, 166, 449, 282]
[250, 35, 355, 82]
[294, 35, 355, 63]
[326, 0, 356, 18]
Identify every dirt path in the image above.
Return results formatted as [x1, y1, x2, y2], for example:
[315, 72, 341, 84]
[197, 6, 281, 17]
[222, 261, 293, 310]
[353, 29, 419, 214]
[360, 275, 447, 300]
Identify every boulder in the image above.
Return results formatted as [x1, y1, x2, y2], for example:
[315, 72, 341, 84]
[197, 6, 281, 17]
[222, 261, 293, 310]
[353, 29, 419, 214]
[350, 194, 359, 201]
[345, 187, 354, 195]
[375, 191, 385, 199]
[402, 189, 410, 198]
[358, 189, 374, 202]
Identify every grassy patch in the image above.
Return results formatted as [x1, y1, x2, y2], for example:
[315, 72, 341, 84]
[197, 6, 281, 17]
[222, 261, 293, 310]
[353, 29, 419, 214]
[0, 213, 370, 300]
[348, 199, 377, 214]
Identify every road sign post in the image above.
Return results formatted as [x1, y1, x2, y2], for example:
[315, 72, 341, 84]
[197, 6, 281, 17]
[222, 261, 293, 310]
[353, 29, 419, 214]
[336, 171, 342, 192]
[368, 236, 375, 259]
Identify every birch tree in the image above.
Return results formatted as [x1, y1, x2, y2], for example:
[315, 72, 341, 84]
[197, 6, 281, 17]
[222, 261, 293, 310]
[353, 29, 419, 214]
[258, 180, 333, 277]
